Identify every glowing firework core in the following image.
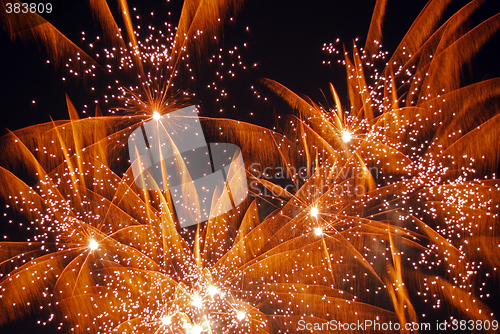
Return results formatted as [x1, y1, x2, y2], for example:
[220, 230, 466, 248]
[153, 111, 161, 120]
[89, 239, 98, 251]
[191, 294, 203, 308]
[314, 227, 323, 236]
[310, 207, 319, 218]
[237, 311, 246, 320]
[161, 315, 171, 326]
[342, 130, 352, 143]
[191, 324, 203, 334]
[207, 285, 219, 297]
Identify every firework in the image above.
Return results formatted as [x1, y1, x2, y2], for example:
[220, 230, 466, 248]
[1, 0, 500, 333]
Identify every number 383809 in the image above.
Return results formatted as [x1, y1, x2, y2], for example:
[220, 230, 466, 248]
[5, 2, 53, 14]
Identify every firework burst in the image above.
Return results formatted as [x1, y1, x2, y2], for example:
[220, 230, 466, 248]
[1, 0, 500, 333]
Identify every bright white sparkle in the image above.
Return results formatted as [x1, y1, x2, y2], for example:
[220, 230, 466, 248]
[314, 227, 323, 236]
[207, 285, 219, 297]
[161, 315, 171, 326]
[342, 130, 352, 143]
[310, 207, 319, 218]
[191, 293, 203, 308]
[236, 311, 246, 321]
[89, 239, 98, 251]
[190, 324, 203, 334]
[153, 111, 161, 120]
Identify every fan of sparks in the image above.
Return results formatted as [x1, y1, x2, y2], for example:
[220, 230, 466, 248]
[1, 0, 500, 333]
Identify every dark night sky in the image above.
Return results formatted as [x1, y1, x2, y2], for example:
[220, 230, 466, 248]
[1, 0, 499, 133]
[0, 0, 438, 133]
[1, 0, 500, 332]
